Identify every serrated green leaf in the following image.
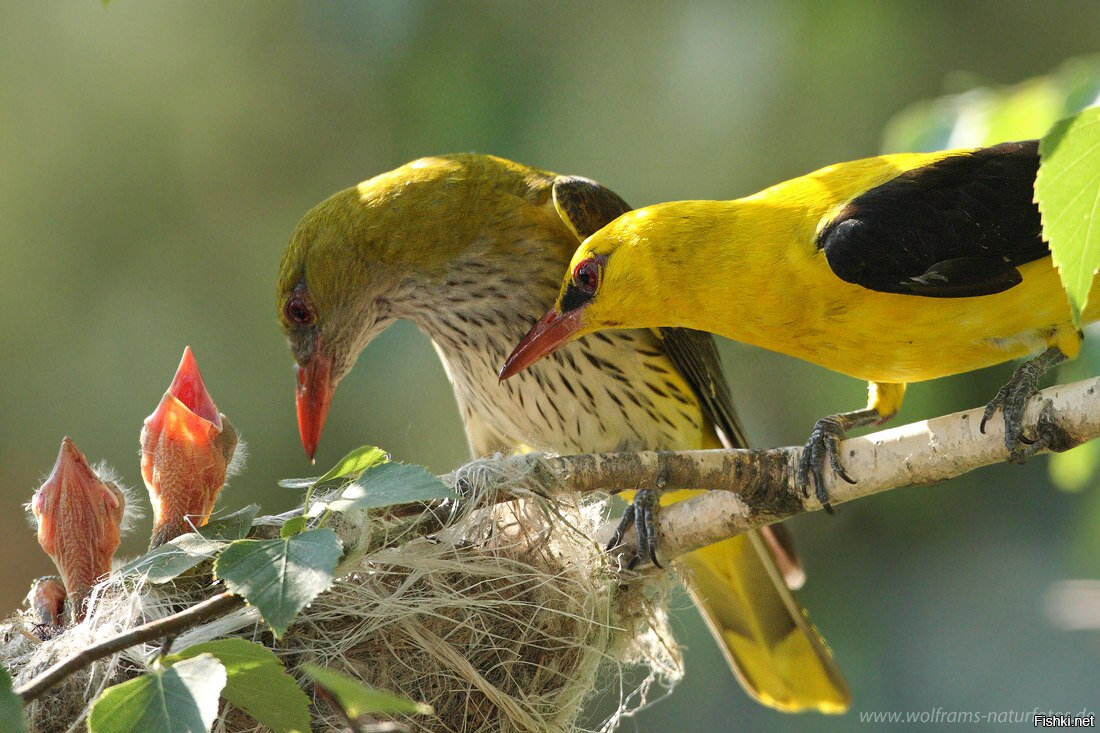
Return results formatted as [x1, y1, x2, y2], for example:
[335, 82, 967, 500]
[214, 528, 342, 638]
[166, 639, 310, 733]
[198, 505, 259, 540]
[1037, 106, 1100, 325]
[314, 463, 457, 514]
[0, 666, 27, 733]
[281, 516, 307, 538]
[302, 664, 431, 718]
[119, 534, 226, 584]
[88, 654, 226, 733]
[280, 446, 389, 490]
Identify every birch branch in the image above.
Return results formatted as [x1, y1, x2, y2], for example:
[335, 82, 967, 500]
[441, 377, 1100, 563]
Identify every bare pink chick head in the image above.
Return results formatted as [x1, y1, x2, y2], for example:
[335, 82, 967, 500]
[141, 347, 237, 549]
[31, 438, 124, 621]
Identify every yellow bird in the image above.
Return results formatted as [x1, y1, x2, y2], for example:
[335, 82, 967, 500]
[502, 141, 1097, 506]
[277, 154, 849, 712]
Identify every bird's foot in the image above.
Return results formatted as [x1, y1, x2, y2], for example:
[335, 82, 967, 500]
[797, 408, 880, 512]
[797, 418, 851, 513]
[606, 488, 662, 570]
[980, 347, 1066, 461]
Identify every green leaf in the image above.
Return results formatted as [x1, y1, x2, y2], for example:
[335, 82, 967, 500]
[214, 528, 342, 638]
[315, 463, 457, 513]
[198, 504, 259, 540]
[88, 654, 226, 733]
[882, 56, 1100, 154]
[119, 534, 227, 584]
[279, 446, 388, 489]
[119, 505, 258, 583]
[281, 515, 308, 538]
[302, 663, 431, 717]
[0, 667, 27, 733]
[1049, 438, 1100, 492]
[166, 639, 310, 733]
[1036, 106, 1100, 325]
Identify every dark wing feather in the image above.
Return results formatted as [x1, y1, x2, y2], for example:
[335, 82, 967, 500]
[658, 328, 749, 450]
[552, 176, 632, 240]
[818, 140, 1045, 297]
[658, 328, 804, 586]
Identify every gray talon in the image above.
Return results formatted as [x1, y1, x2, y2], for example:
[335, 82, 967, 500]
[981, 347, 1066, 459]
[612, 488, 662, 569]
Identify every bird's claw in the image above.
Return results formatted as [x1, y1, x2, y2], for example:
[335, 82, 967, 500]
[606, 488, 662, 569]
[797, 416, 856, 513]
[979, 348, 1064, 461]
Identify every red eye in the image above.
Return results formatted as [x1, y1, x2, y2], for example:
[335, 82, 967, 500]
[572, 258, 601, 295]
[284, 295, 315, 326]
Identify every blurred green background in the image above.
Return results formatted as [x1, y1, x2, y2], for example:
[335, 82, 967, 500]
[2, 2, 1098, 729]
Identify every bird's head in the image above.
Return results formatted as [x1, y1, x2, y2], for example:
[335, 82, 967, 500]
[500, 208, 662, 380]
[30, 438, 127, 619]
[278, 155, 561, 460]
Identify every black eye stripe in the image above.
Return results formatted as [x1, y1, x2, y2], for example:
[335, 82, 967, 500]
[560, 283, 593, 313]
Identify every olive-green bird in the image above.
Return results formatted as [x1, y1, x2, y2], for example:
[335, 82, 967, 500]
[276, 154, 849, 713]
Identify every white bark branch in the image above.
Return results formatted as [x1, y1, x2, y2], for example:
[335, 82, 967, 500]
[441, 377, 1100, 564]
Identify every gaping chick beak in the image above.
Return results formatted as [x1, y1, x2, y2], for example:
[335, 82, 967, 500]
[499, 307, 584, 381]
[296, 339, 334, 462]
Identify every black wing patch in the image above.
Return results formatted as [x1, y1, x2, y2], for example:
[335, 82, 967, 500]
[552, 176, 632, 241]
[818, 140, 1045, 297]
[658, 328, 749, 450]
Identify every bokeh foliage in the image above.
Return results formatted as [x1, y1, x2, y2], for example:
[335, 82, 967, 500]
[2, 2, 1099, 730]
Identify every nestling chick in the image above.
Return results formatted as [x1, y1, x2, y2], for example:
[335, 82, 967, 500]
[30, 438, 126, 622]
[141, 346, 239, 549]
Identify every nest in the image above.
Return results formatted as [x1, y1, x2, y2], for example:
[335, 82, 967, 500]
[3, 457, 682, 732]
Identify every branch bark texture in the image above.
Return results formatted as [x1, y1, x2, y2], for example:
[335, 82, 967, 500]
[443, 377, 1100, 562]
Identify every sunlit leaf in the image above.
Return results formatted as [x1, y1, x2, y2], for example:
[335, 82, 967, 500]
[88, 655, 226, 733]
[1049, 439, 1100, 492]
[279, 446, 388, 489]
[1036, 106, 1100, 325]
[198, 504, 259, 540]
[314, 463, 457, 513]
[302, 663, 431, 717]
[0, 667, 26, 733]
[281, 515, 308, 538]
[982, 79, 1063, 146]
[214, 528, 342, 637]
[883, 56, 1100, 153]
[119, 534, 226, 584]
[167, 639, 310, 733]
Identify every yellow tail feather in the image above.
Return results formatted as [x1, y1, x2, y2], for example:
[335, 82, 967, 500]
[676, 532, 850, 713]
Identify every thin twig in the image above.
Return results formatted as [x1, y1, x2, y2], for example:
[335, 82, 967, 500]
[16, 592, 244, 703]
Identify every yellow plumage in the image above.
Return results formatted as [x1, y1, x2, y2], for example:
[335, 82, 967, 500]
[278, 154, 850, 713]
[500, 142, 1098, 501]
[565, 147, 1093, 383]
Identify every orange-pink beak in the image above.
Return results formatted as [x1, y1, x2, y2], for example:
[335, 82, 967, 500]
[295, 339, 334, 462]
[31, 437, 124, 622]
[141, 346, 237, 548]
[499, 308, 584, 381]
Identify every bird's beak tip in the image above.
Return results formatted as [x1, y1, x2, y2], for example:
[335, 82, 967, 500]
[500, 308, 582, 380]
[295, 346, 335, 462]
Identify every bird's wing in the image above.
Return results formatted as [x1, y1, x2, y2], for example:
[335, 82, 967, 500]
[551, 176, 632, 240]
[818, 140, 1046, 297]
[656, 328, 750, 450]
